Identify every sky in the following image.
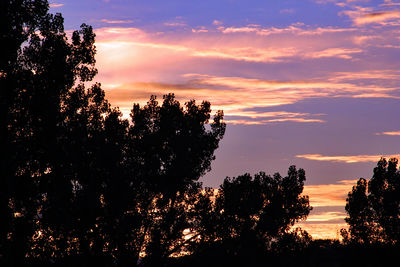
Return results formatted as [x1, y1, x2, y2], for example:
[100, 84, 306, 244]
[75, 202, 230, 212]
[50, 0, 400, 239]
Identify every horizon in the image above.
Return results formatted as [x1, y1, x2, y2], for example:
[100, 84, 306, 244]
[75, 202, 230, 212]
[50, 0, 400, 239]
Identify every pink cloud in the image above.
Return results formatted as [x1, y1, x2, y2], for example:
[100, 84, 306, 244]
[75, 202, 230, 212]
[92, 25, 399, 123]
[353, 10, 400, 25]
[296, 154, 400, 163]
[49, 3, 64, 8]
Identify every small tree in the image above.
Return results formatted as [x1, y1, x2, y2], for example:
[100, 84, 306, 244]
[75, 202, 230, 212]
[196, 166, 312, 255]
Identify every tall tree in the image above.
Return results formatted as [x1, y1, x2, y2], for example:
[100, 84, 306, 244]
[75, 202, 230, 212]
[344, 158, 400, 245]
[1, 1, 228, 264]
[0, 0, 124, 263]
[125, 94, 225, 264]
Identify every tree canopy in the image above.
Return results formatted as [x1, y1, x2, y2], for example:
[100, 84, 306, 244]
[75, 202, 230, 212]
[0, 1, 322, 266]
[343, 158, 400, 245]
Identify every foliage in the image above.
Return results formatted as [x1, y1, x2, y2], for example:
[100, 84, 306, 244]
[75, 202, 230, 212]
[193, 167, 312, 256]
[343, 158, 400, 245]
[0, 1, 323, 265]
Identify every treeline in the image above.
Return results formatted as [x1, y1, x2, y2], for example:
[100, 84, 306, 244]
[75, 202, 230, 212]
[1, 1, 400, 266]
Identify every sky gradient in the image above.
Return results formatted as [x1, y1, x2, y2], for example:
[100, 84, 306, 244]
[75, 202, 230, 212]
[50, 0, 400, 239]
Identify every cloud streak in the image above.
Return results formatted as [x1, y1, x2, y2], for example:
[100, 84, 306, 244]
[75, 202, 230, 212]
[296, 154, 400, 163]
[303, 180, 357, 207]
[376, 130, 400, 136]
[49, 3, 64, 8]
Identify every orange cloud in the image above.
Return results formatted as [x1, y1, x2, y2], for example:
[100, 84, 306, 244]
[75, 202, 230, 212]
[303, 179, 357, 207]
[354, 11, 400, 25]
[296, 154, 400, 163]
[92, 25, 399, 124]
[99, 71, 398, 123]
[296, 222, 347, 240]
[295, 179, 358, 239]
[376, 130, 400, 136]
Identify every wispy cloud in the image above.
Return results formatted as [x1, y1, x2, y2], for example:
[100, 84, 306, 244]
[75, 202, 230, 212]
[101, 19, 133, 24]
[352, 10, 400, 25]
[294, 179, 359, 239]
[306, 47, 363, 59]
[303, 180, 357, 207]
[49, 3, 64, 8]
[280, 8, 295, 14]
[376, 130, 400, 136]
[164, 22, 187, 27]
[93, 23, 399, 122]
[296, 154, 400, 163]
[221, 24, 357, 36]
[213, 20, 223, 25]
[296, 222, 347, 239]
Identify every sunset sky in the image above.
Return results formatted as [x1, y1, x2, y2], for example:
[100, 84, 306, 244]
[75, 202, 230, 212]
[50, 0, 400, 239]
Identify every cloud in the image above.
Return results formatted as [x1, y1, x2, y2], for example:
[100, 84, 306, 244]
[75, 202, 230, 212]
[225, 118, 325, 125]
[305, 211, 346, 222]
[376, 130, 400, 136]
[192, 26, 209, 33]
[294, 179, 358, 239]
[340, 6, 400, 26]
[213, 20, 223, 25]
[303, 179, 357, 207]
[101, 19, 133, 24]
[280, 8, 295, 14]
[296, 154, 400, 163]
[353, 11, 400, 25]
[164, 22, 187, 27]
[93, 25, 399, 123]
[296, 222, 347, 239]
[328, 70, 400, 81]
[353, 35, 381, 45]
[381, 0, 400, 7]
[49, 3, 64, 8]
[221, 24, 357, 36]
[306, 47, 363, 59]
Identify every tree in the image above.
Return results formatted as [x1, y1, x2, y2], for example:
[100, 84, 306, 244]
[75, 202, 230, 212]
[194, 166, 312, 256]
[0, 0, 98, 262]
[1, 1, 226, 265]
[0, 0, 126, 264]
[344, 158, 400, 245]
[125, 94, 225, 264]
[343, 178, 378, 244]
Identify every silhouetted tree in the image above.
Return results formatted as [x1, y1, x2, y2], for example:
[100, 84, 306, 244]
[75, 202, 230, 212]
[125, 94, 225, 265]
[344, 158, 400, 245]
[1, 0, 227, 264]
[193, 166, 312, 257]
[0, 0, 125, 264]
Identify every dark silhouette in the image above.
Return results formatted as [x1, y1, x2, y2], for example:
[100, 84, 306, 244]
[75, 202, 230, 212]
[123, 94, 225, 265]
[343, 157, 400, 245]
[7, 1, 400, 266]
[1, 2, 226, 265]
[1, 1, 99, 264]
[189, 168, 312, 261]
